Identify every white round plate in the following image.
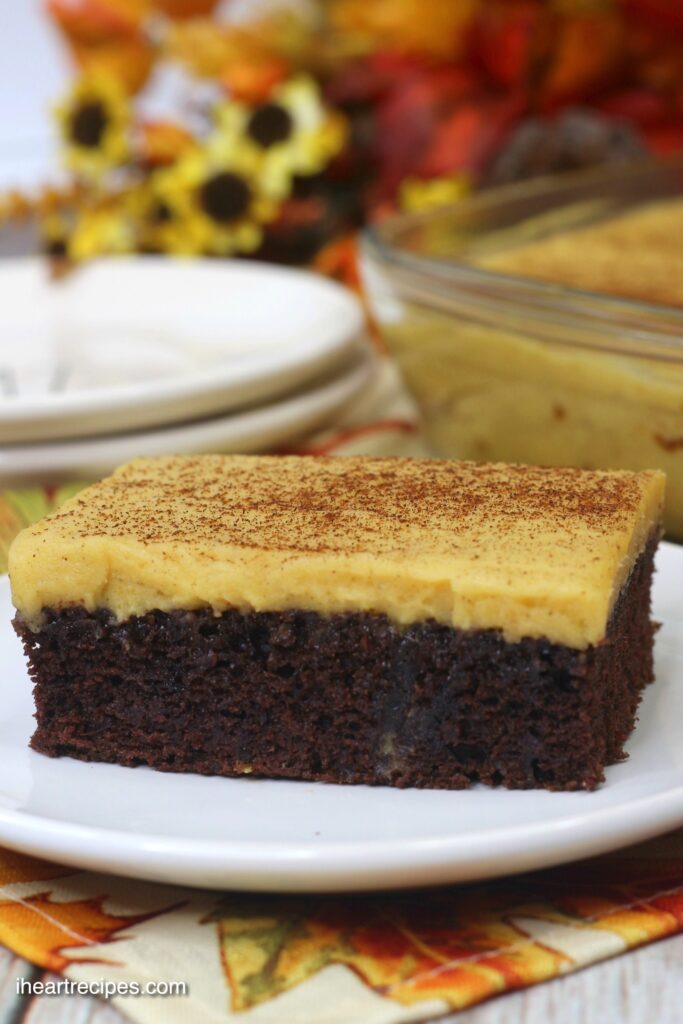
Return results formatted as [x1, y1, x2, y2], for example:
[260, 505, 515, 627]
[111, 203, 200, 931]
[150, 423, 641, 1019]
[1, 544, 682, 893]
[0, 258, 365, 442]
[0, 346, 374, 485]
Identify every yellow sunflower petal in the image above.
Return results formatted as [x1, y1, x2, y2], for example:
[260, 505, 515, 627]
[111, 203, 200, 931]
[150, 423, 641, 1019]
[56, 73, 131, 181]
[140, 137, 279, 257]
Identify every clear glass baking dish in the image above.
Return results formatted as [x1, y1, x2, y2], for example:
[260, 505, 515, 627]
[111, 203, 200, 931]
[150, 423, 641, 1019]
[362, 156, 683, 539]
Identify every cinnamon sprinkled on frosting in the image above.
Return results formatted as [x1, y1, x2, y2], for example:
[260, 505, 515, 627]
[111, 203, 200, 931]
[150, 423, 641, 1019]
[9, 456, 665, 647]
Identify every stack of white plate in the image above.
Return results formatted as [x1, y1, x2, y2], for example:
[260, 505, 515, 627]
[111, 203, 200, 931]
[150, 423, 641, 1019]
[0, 257, 375, 483]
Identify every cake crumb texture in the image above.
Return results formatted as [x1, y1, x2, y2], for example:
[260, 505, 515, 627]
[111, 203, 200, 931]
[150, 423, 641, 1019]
[16, 532, 658, 791]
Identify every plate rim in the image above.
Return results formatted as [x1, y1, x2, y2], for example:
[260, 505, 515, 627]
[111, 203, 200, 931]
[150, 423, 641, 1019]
[0, 541, 681, 891]
[0, 346, 375, 483]
[0, 773, 679, 892]
[0, 256, 365, 438]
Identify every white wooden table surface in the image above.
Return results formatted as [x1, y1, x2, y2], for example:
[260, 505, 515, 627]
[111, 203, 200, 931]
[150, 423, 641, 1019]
[2, 935, 681, 1023]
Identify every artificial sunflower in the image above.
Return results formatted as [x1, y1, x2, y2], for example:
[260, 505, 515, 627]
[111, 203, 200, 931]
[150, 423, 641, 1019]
[57, 74, 131, 181]
[216, 75, 348, 197]
[144, 140, 280, 256]
[39, 196, 134, 264]
[69, 202, 135, 261]
[129, 176, 185, 254]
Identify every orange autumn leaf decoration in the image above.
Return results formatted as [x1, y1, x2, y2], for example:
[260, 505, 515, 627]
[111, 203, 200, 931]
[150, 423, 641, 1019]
[328, 0, 480, 61]
[219, 55, 290, 105]
[313, 236, 384, 351]
[536, 861, 683, 947]
[208, 849, 683, 1016]
[0, 891, 152, 972]
[0, 849, 73, 887]
[46, 0, 148, 42]
[539, 12, 624, 107]
[47, 0, 155, 92]
[139, 120, 195, 167]
[209, 894, 567, 1012]
[153, 0, 220, 18]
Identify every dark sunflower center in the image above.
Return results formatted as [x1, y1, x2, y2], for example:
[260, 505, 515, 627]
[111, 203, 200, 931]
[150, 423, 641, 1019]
[151, 200, 173, 224]
[247, 103, 293, 148]
[199, 172, 251, 223]
[70, 101, 108, 148]
[45, 237, 68, 258]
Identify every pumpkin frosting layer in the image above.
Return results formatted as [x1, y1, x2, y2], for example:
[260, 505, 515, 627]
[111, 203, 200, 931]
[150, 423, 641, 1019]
[9, 455, 664, 648]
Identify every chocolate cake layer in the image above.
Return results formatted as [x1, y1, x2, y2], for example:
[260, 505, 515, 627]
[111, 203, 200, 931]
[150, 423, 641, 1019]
[15, 534, 658, 792]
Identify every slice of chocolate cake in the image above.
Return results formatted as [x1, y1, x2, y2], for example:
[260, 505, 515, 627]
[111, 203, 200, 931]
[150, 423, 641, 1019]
[9, 455, 664, 791]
